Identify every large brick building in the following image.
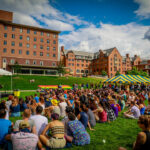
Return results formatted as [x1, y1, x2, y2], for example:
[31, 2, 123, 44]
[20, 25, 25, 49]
[122, 54, 141, 74]
[136, 59, 150, 75]
[61, 46, 124, 77]
[60, 46, 93, 76]
[0, 10, 60, 75]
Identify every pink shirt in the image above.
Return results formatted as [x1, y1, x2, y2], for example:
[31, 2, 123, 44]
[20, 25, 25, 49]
[98, 110, 107, 122]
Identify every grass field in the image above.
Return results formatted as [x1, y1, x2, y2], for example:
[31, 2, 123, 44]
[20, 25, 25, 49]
[0, 75, 103, 90]
[8, 91, 143, 150]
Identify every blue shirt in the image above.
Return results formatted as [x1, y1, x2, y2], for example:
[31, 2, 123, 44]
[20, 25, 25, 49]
[79, 112, 88, 129]
[10, 104, 20, 113]
[34, 96, 39, 103]
[0, 119, 11, 144]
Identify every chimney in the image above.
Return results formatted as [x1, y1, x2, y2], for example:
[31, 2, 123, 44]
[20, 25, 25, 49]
[126, 53, 129, 58]
[61, 46, 64, 52]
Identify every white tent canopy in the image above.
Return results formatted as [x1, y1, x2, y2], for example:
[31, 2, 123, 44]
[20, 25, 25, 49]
[0, 69, 12, 76]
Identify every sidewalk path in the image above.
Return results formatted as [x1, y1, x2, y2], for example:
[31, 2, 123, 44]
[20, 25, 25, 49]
[0, 90, 36, 92]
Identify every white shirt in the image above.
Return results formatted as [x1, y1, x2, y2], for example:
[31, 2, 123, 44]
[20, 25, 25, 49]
[30, 114, 48, 135]
[59, 102, 67, 118]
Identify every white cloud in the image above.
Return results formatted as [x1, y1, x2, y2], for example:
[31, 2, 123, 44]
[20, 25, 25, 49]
[0, 0, 87, 31]
[60, 22, 150, 57]
[134, 0, 150, 18]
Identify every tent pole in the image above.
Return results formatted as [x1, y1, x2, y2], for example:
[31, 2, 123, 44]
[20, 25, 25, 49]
[11, 75, 12, 92]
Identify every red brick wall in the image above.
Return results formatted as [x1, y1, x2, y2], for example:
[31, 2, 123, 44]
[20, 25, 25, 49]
[0, 10, 13, 22]
[0, 23, 59, 69]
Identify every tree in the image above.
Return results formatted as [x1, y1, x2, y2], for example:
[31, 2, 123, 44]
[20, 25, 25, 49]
[126, 66, 148, 77]
[115, 71, 120, 76]
[101, 70, 107, 76]
[13, 61, 21, 74]
[56, 62, 68, 76]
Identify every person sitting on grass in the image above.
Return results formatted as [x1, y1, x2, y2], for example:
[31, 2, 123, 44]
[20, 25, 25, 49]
[10, 97, 20, 117]
[77, 105, 89, 129]
[124, 101, 141, 119]
[83, 103, 96, 129]
[5, 120, 43, 150]
[0, 109, 12, 149]
[133, 115, 150, 150]
[40, 113, 66, 149]
[14, 109, 36, 134]
[30, 105, 48, 136]
[65, 112, 90, 146]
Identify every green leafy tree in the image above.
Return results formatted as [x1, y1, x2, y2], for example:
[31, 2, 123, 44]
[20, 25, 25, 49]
[126, 66, 148, 77]
[57, 62, 68, 76]
[101, 70, 107, 76]
[115, 71, 120, 76]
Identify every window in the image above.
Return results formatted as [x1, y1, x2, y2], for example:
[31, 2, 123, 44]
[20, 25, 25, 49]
[27, 36, 30, 41]
[81, 70, 84, 73]
[19, 35, 23, 40]
[26, 60, 30, 65]
[47, 39, 50, 43]
[40, 38, 43, 42]
[19, 42, 22, 47]
[47, 46, 49, 50]
[53, 54, 56, 57]
[53, 34, 56, 38]
[41, 32, 44, 36]
[34, 31, 37, 34]
[53, 47, 56, 51]
[77, 64, 79, 67]
[33, 51, 36, 56]
[33, 60, 36, 65]
[47, 33, 50, 37]
[47, 53, 49, 57]
[20, 28, 23, 33]
[69, 59, 71, 61]
[12, 27, 15, 31]
[4, 33, 7, 38]
[76, 69, 80, 73]
[40, 61, 43, 66]
[72, 59, 74, 61]
[11, 41, 15, 46]
[86, 60, 88, 63]
[26, 51, 29, 55]
[53, 40, 56, 44]
[12, 34, 15, 39]
[52, 62, 56, 66]
[4, 26, 7, 30]
[72, 63, 74, 66]
[10, 59, 15, 64]
[11, 49, 15, 54]
[3, 58, 6, 63]
[82, 64, 84, 67]
[34, 44, 36, 49]
[3, 48, 7, 53]
[26, 43, 30, 48]
[40, 45, 43, 49]
[27, 29, 30, 34]
[40, 52, 43, 56]
[19, 50, 22, 54]
[34, 37, 37, 41]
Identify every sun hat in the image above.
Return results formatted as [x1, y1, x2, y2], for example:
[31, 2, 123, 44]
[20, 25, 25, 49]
[19, 121, 30, 129]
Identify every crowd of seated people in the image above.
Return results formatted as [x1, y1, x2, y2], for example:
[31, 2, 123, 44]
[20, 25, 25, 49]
[0, 83, 150, 149]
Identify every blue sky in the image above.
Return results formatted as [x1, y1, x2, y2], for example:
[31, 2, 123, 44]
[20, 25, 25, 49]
[0, 0, 150, 57]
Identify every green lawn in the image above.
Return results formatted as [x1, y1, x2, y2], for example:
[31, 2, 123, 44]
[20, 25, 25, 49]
[8, 91, 142, 150]
[0, 75, 103, 90]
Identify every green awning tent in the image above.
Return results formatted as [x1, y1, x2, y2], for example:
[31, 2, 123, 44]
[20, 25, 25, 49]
[103, 74, 150, 84]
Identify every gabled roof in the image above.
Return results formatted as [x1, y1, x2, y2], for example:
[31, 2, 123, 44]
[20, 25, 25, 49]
[102, 47, 115, 56]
